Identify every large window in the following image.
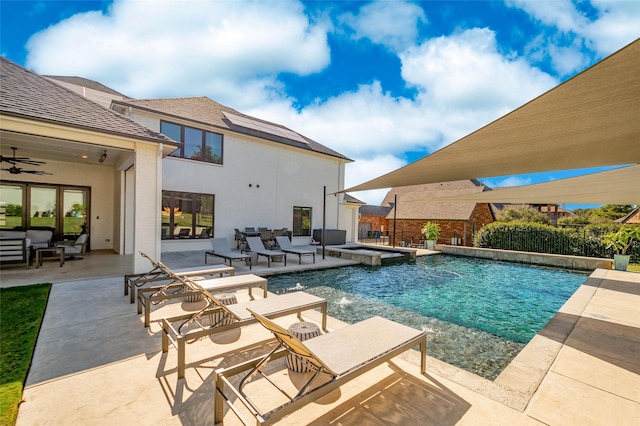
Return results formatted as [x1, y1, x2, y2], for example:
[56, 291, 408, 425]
[161, 121, 223, 164]
[162, 191, 214, 239]
[292, 206, 312, 237]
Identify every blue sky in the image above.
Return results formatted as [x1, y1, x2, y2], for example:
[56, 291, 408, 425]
[1, 0, 638, 207]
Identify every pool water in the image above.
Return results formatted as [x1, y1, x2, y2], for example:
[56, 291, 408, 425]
[266, 255, 588, 380]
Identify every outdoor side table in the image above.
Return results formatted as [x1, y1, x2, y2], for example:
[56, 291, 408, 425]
[209, 293, 238, 327]
[287, 321, 321, 372]
[36, 246, 65, 268]
[182, 276, 207, 303]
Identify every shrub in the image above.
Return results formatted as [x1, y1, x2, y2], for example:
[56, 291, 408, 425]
[421, 222, 441, 241]
[474, 222, 640, 263]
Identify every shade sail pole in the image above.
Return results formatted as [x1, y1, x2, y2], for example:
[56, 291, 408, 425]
[322, 186, 326, 260]
[393, 194, 397, 248]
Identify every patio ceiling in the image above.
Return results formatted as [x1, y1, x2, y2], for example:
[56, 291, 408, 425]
[343, 39, 640, 201]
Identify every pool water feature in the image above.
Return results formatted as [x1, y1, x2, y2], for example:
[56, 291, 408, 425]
[266, 255, 588, 380]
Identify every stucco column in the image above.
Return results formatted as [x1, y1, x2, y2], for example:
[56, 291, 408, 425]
[132, 142, 162, 273]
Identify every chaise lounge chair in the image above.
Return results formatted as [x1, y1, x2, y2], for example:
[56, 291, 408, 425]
[205, 238, 253, 269]
[215, 311, 426, 425]
[245, 236, 286, 267]
[161, 277, 327, 379]
[138, 272, 268, 327]
[124, 252, 235, 303]
[275, 236, 316, 264]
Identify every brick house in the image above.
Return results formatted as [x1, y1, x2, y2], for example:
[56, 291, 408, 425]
[358, 205, 393, 239]
[366, 180, 496, 247]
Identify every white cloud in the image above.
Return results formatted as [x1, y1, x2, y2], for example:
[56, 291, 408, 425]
[344, 155, 407, 205]
[270, 28, 557, 162]
[507, 0, 640, 75]
[507, 0, 589, 33]
[339, 0, 427, 52]
[482, 176, 533, 188]
[585, 0, 640, 54]
[25, 0, 331, 108]
[400, 29, 557, 110]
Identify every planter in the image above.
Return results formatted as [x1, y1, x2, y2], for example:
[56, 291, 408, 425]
[613, 254, 630, 271]
[426, 240, 436, 250]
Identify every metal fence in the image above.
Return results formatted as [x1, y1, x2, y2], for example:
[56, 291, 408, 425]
[477, 227, 640, 263]
[359, 226, 640, 263]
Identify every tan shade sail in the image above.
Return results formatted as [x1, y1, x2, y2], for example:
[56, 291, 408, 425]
[344, 39, 640, 194]
[424, 165, 640, 205]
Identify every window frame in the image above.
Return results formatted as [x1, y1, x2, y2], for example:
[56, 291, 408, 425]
[162, 190, 215, 240]
[292, 206, 312, 237]
[161, 120, 224, 165]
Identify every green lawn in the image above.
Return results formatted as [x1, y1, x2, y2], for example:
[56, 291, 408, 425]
[0, 284, 50, 426]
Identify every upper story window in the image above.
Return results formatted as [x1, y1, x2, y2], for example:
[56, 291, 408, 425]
[161, 121, 223, 164]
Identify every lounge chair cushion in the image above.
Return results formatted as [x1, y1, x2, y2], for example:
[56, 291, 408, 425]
[303, 316, 424, 376]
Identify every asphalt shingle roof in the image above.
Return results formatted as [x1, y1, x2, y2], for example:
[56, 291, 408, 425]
[44, 75, 130, 98]
[359, 205, 393, 216]
[113, 97, 351, 161]
[381, 180, 492, 220]
[0, 58, 175, 145]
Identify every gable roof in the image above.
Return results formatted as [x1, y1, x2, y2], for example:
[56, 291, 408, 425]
[343, 193, 365, 204]
[44, 75, 130, 98]
[0, 58, 175, 145]
[382, 180, 491, 220]
[359, 205, 393, 217]
[113, 97, 351, 161]
[616, 207, 640, 224]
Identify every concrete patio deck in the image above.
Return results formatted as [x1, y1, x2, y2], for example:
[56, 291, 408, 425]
[4, 250, 639, 424]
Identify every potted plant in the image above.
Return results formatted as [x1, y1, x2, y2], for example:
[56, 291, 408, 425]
[603, 226, 640, 271]
[421, 222, 441, 250]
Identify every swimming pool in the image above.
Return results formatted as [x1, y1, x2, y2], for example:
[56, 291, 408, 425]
[266, 255, 588, 380]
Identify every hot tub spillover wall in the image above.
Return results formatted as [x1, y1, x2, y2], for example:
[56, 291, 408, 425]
[321, 245, 416, 266]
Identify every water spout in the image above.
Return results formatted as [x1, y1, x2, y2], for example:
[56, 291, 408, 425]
[337, 296, 353, 306]
[287, 282, 306, 291]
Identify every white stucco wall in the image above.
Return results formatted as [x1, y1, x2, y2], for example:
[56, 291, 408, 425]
[125, 109, 351, 253]
[132, 142, 163, 271]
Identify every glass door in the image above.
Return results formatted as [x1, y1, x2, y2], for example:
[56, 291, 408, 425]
[62, 189, 88, 239]
[29, 187, 57, 230]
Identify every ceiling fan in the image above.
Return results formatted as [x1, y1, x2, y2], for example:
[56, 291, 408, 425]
[1, 147, 51, 175]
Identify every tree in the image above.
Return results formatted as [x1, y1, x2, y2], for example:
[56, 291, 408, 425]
[591, 204, 634, 221]
[495, 206, 549, 224]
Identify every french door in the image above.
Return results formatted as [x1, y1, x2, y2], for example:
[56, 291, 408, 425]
[1, 181, 90, 241]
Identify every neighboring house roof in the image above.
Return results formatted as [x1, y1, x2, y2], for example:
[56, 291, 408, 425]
[112, 97, 352, 161]
[382, 180, 492, 221]
[616, 207, 640, 224]
[343, 193, 365, 204]
[0, 58, 176, 145]
[359, 205, 393, 217]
